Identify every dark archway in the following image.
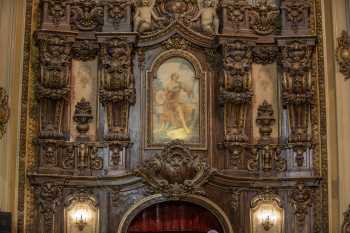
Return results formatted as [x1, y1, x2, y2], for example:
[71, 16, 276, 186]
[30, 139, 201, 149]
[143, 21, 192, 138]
[127, 201, 223, 233]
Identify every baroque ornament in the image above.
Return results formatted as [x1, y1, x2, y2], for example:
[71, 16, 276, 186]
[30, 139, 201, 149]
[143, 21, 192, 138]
[248, 0, 280, 35]
[106, 0, 128, 29]
[73, 98, 93, 141]
[342, 205, 350, 233]
[226, 0, 250, 32]
[71, 0, 104, 31]
[290, 183, 313, 230]
[337, 31, 350, 79]
[137, 140, 214, 196]
[284, 0, 310, 33]
[252, 46, 278, 65]
[0, 87, 10, 138]
[47, 0, 68, 25]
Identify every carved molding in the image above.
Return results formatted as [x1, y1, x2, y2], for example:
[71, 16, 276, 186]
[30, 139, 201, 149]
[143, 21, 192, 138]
[337, 31, 350, 79]
[0, 87, 10, 139]
[137, 140, 214, 197]
[342, 205, 350, 233]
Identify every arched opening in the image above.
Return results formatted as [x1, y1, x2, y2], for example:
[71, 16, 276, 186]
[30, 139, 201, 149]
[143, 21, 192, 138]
[127, 201, 223, 233]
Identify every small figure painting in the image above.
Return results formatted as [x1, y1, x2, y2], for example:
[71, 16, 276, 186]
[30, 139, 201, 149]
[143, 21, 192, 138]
[151, 57, 200, 144]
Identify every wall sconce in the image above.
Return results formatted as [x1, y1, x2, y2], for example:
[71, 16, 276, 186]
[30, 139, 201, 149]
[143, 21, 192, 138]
[250, 191, 284, 233]
[72, 206, 90, 231]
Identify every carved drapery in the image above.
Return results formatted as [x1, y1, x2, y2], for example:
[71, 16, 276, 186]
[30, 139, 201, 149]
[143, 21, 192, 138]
[278, 38, 315, 167]
[337, 31, 350, 79]
[0, 87, 10, 139]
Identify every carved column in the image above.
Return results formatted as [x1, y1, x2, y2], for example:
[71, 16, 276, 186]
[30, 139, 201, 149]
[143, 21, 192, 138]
[34, 183, 63, 233]
[219, 39, 255, 168]
[278, 38, 315, 167]
[97, 35, 136, 170]
[36, 31, 76, 140]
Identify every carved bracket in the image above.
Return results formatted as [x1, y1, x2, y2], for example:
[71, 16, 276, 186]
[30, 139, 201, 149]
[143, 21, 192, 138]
[337, 31, 350, 80]
[137, 140, 215, 197]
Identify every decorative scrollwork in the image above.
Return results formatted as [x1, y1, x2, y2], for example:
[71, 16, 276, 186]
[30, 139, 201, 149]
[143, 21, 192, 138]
[342, 205, 350, 233]
[337, 31, 350, 80]
[248, 0, 280, 35]
[71, 0, 104, 31]
[0, 87, 10, 139]
[137, 140, 214, 197]
[289, 183, 313, 230]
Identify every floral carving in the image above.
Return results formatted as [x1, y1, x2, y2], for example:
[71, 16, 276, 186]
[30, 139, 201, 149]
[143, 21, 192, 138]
[71, 0, 104, 31]
[290, 183, 313, 231]
[226, 0, 250, 32]
[284, 0, 310, 33]
[342, 205, 350, 233]
[73, 98, 93, 141]
[248, 0, 280, 35]
[252, 46, 278, 65]
[0, 87, 10, 138]
[337, 31, 350, 80]
[137, 140, 214, 196]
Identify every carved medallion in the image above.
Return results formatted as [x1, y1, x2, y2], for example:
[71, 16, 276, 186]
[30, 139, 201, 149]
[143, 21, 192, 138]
[337, 31, 350, 80]
[0, 87, 10, 138]
[137, 140, 214, 196]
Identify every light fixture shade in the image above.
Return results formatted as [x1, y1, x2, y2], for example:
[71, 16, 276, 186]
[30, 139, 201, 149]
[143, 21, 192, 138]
[64, 194, 99, 233]
[250, 191, 284, 233]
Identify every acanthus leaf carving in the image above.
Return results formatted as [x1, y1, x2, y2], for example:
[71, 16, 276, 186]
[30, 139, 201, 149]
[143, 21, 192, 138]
[137, 140, 214, 197]
[337, 31, 350, 80]
[0, 87, 10, 139]
[248, 0, 280, 35]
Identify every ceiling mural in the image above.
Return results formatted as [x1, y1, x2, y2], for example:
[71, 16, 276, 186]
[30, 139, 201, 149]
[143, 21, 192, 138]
[17, 0, 329, 233]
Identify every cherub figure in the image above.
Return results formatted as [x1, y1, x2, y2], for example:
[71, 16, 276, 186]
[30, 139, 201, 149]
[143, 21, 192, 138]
[133, 0, 164, 33]
[191, 0, 219, 34]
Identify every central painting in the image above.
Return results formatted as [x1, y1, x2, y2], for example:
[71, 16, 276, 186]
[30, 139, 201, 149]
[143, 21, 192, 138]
[146, 51, 207, 149]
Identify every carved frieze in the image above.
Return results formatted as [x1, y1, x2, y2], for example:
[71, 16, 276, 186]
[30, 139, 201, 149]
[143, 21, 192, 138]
[137, 140, 214, 197]
[99, 36, 135, 142]
[71, 0, 104, 31]
[337, 31, 350, 79]
[248, 0, 280, 35]
[342, 205, 350, 233]
[0, 87, 10, 139]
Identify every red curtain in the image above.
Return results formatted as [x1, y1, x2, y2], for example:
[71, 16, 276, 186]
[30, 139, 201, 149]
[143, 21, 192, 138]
[128, 201, 223, 233]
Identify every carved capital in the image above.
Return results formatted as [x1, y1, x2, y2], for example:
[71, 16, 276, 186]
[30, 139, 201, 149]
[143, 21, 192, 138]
[0, 87, 10, 139]
[337, 31, 350, 79]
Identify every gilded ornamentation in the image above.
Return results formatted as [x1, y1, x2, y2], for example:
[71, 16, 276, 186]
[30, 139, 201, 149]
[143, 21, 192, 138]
[290, 183, 313, 230]
[248, 0, 280, 35]
[162, 36, 190, 50]
[225, 1, 250, 32]
[137, 140, 214, 196]
[283, 0, 310, 33]
[342, 205, 350, 233]
[99, 37, 135, 141]
[279, 39, 315, 167]
[252, 46, 278, 65]
[73, 98, 93, 141]
[337, 31, 350, 79]
[47, 0, 68, 25]
[0, 87, 10, 138]
[71, 0, 104, 31]
[106, 0, 128, 29]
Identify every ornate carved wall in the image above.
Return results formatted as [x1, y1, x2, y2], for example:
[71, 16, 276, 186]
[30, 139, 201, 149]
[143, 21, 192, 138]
[16, 0, 329, 233]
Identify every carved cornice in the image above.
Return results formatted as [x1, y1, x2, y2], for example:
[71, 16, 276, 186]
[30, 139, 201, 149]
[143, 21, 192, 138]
[0, 88, 10, 139]
[137, 140, 214, 197]
[337, 31, 350, 80]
